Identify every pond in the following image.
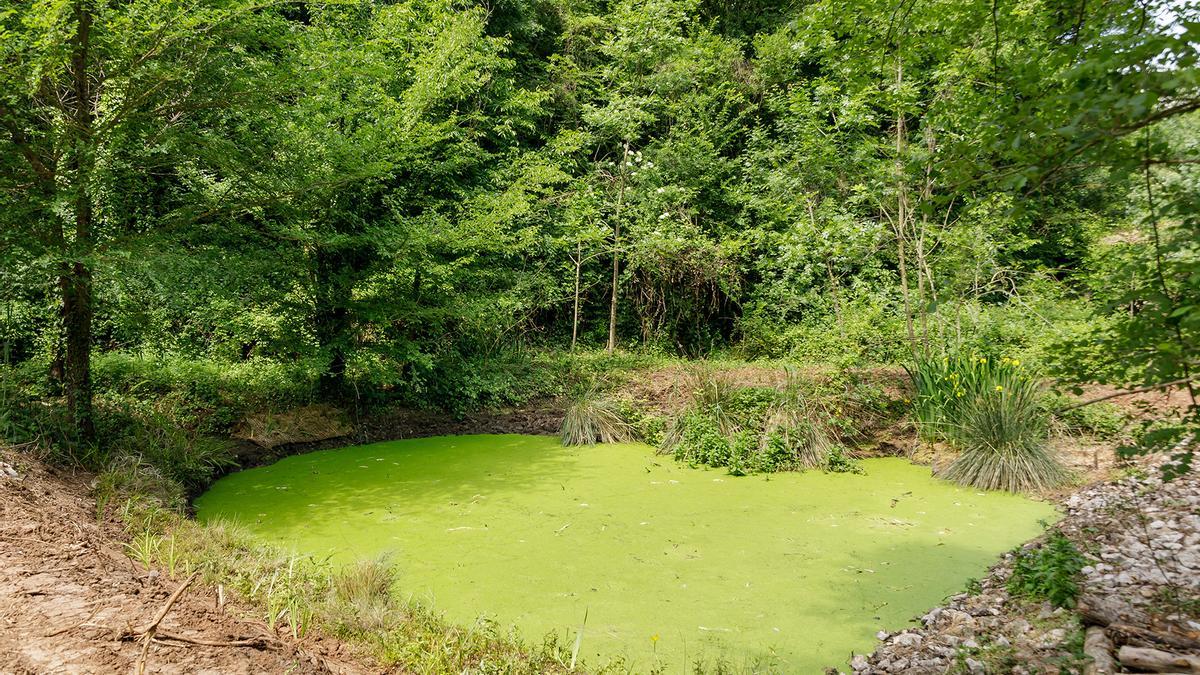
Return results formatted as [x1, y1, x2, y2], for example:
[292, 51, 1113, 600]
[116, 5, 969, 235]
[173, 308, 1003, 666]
[195, 434, 1056, 672]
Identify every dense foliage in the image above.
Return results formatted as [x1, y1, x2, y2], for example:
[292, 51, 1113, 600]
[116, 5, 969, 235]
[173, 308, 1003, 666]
[1, 0, 1197, 473]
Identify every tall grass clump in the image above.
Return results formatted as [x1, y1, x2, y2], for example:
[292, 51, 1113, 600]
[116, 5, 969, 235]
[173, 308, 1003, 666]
[328, 557, 400, 633]
[911, 355, 1069, 491]
[560, 389, 633, 446]
[942, 376, 1068, 491]
[906, 354, 1028, 440]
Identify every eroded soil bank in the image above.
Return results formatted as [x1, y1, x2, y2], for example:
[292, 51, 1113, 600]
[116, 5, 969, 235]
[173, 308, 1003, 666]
[0, 454, 365, 675]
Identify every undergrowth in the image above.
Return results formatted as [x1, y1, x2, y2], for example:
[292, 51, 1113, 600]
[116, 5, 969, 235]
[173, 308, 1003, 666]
[1007, 531, 1086, 609]
[659, 368, 882, 475]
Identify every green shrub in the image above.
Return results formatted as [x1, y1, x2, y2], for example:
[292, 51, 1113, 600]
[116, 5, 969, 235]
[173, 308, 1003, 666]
[825, 444, 864, 474]
[665, 408, 732, 466]
[634, 412, 667, 446]
[1007, 531, 1085, 608]
[942, 374, 1068, 492]
[737, 298, 909, 366]
[661, 369, 878, 475]
[92, 353, 318, 434]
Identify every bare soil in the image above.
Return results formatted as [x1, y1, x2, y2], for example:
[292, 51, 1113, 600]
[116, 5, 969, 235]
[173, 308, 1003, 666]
[0, 452, 366, 675]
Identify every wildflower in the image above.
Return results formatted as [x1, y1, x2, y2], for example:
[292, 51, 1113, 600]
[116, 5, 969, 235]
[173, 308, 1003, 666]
[651, 634, 660, 643]
[1012, 359, 1020, 367]
[995, 386, 1003, 392]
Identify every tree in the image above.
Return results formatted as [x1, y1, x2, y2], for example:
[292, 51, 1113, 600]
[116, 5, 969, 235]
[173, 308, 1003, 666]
[0, 0, 289, 440]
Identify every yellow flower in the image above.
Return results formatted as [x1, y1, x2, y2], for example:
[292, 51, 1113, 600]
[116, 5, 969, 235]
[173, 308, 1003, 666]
[1012, 359, 1020, 367]
[956, 390, 964, 397]
[651, 634, 660, 643]
[995, 385, 1003, 392]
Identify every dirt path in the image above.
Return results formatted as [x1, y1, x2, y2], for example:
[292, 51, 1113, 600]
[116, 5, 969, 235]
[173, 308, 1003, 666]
[0, 456, 363, 675]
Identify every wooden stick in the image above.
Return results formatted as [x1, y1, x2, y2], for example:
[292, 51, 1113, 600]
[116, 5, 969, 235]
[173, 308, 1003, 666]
[136, 572, 197, 675]
[153, 631, 272, 649]
[1078, 594, 1200, 652]
[1055, 378, 1197, 413]
[1083, 625, 1117, 675]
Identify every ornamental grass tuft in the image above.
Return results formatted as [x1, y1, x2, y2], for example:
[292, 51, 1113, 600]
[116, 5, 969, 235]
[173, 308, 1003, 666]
[909, 354, 1068, 491]
[560, 390, 633, 446]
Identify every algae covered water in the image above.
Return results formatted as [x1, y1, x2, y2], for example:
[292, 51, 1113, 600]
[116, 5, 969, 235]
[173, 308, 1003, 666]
[195, 434, 1056, 672]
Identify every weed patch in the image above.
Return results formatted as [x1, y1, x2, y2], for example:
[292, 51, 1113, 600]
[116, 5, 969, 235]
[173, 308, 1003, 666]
[1007, 531, 1086, 608]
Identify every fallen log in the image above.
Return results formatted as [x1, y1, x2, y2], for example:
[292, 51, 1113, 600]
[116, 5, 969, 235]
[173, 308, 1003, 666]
[1117, 645, 1200, 673]
[1084, 625, 1118, 675]
[1077, 594, 1200, 652]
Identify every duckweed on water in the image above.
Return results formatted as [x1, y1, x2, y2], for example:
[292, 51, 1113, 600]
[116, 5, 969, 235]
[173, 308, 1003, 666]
[195, 434, 1057, 672]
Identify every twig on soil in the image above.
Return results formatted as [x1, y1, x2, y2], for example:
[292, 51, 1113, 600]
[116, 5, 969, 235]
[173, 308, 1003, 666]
[153, 631, 274, 649]
[134, 572, 198, 675]
[44, 601, 103, 638]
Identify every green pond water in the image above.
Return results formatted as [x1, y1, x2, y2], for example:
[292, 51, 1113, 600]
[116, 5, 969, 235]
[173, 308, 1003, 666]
[195, 434, 1056, 673]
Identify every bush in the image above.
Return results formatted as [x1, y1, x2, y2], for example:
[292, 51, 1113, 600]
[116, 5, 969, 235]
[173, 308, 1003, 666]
[1007, 531, 1086, 608]
[738, 298, 909, 366]
[92, 352, 318, 434]
[0, 368, 65, 447]
[660, 369, 873, 475]
[942, 374, 1068, 492]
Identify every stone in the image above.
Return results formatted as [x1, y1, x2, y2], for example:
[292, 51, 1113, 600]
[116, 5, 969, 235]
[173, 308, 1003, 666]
[893, 633, 922, 647]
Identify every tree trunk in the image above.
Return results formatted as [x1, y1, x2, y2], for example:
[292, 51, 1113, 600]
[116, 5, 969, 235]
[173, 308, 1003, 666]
[63, 0, 95, 442]
[61, 264, 94, 440]
[572, 241, 582, 351]
[606, 144, 630, 355]
[893, 56, 918, 358]
[314, 247, 356, 401]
